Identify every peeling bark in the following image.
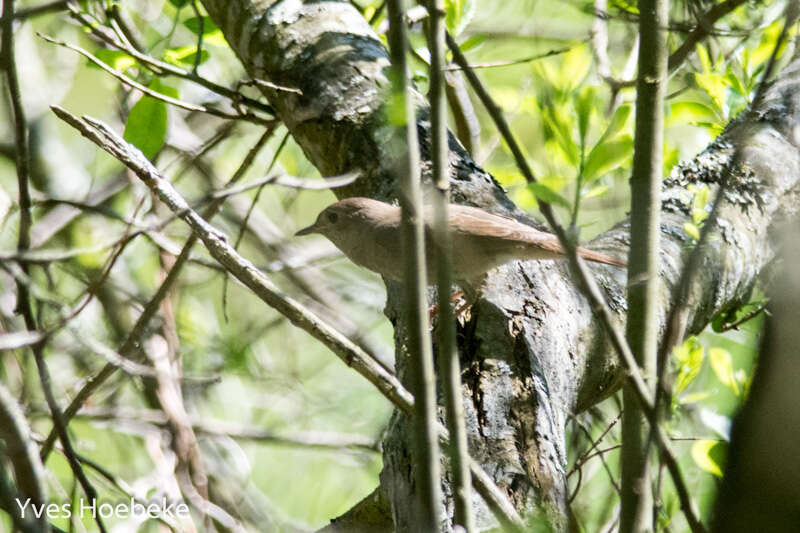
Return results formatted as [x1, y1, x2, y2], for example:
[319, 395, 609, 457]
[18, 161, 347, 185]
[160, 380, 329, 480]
[199, 1, 800, 530]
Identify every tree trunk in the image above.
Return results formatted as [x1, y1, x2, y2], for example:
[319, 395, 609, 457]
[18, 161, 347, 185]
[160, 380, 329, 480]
[199, 1, 800, 529]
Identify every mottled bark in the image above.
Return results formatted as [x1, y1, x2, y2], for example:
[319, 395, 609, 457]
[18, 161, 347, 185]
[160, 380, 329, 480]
[199, 1, 800, 530]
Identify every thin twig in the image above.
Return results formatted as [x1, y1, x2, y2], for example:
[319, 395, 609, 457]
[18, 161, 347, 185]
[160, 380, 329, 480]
[223, 129, 285, 321]
[443, 45, 576, 71]
[715, 303, 768, 332]
[42, 406, 381, 452]
[668, 0, 749, 72]
[189, 0, 204, 73]
[38, 33, 274, 126]
[610, 0, 750, 89]
[13, 0, 69, 20]
[569, 418, 622, 501]
[65, 4, 276, 117]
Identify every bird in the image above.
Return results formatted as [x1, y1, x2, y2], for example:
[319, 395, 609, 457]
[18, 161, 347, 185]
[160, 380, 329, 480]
[295, 197, 625, 285]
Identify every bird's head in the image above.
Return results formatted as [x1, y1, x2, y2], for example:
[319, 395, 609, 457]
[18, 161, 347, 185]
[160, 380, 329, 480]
[295, 197, 395, 249]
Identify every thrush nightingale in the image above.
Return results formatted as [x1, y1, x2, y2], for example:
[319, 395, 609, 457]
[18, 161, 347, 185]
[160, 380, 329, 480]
[296, 197, 625, 285]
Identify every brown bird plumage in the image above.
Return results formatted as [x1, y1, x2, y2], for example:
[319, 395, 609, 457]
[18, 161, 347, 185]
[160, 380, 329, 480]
[296, 197, 625, 283]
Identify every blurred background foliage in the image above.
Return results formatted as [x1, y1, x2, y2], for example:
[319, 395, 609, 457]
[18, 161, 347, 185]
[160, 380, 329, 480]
[0, 0, 790, 531]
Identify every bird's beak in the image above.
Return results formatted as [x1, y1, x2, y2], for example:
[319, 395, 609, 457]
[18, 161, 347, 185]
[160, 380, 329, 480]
[295, 223, 318, 236]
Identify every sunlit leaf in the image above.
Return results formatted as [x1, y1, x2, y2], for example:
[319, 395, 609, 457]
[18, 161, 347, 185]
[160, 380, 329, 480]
[164, 45, 210, 67]
[668, 101, 719, 127]
[709, 347, 739, 396]
[458, 34, 486, 53]
[695, 43, 712, 74]
[575, 86, 596, 145]
[691, 439, 727, 477]
[527, 182, 571, 209]
[90, 49, 136, 72]
[695, 72, 729, 114]
[683, 222, 700, 240]
[541, 106, 579, 165]
[691, 121, 725, 136]
[560, 44, 591, 92]
[385, 89, 407, 126]
[183, 16, 228, 46]
[583, 184, 608, 199]
[583, 135, 633, 182]
[673, 337, 704, 394]
[664, 147, 680, 175]
[725, 69, 749, 99]
[598, 104, 631, 144]
[751, 19, 795, 67]
[539, 173, 570, 192]
[445, 0, 476, 35]
[680, 391, 712, 404]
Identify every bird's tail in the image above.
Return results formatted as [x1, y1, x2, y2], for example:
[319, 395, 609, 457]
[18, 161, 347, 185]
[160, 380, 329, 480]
[576, 247, 627, 268]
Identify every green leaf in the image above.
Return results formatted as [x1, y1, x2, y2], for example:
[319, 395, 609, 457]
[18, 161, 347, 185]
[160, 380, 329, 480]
[559, 44, 591, 92]
[583, 136, 633, 182]
[683, 222, 700, 240]
[445, 0, 476, 35]
[711, 300, 769, 333]
[583, 184, 609, 199]
[598, 104, 631, 144]
[691, 440, 727, 477]
[183, 16, 228, 46]
[691, 184, 710, 225]
[575, 86, 596, 146]
[695, 72, 729, 115]
[90, 49, 136, 72]
[541, 105, 579, 166]
[123, 80, 177, 160]
[539, 173, 569, 193]
[724, 68, 749, 100]
[691, 121, 725, 136]
[168, 0, 189, 7]
[673, 337, 704, 394]
[751, 19, 791, 67]
[385, 89, 407, 126]
[163, 45, 210, 68]
[183, 15, 217, 34]
[709, 347, 739, 396]
[664, 147, 680, 175]
[668, 101, 719, 127]
[527, 182, 571, 209]
[458, 34, 486, 53]
[680, 391, 711, 404]
[695, 43, 712, 74]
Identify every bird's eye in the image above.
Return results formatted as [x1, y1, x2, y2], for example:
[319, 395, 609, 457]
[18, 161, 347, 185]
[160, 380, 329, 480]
[327, 212, 339, 224]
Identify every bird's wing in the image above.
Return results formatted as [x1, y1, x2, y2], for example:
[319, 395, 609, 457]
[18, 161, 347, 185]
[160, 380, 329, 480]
[447, 204, 565, 254]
